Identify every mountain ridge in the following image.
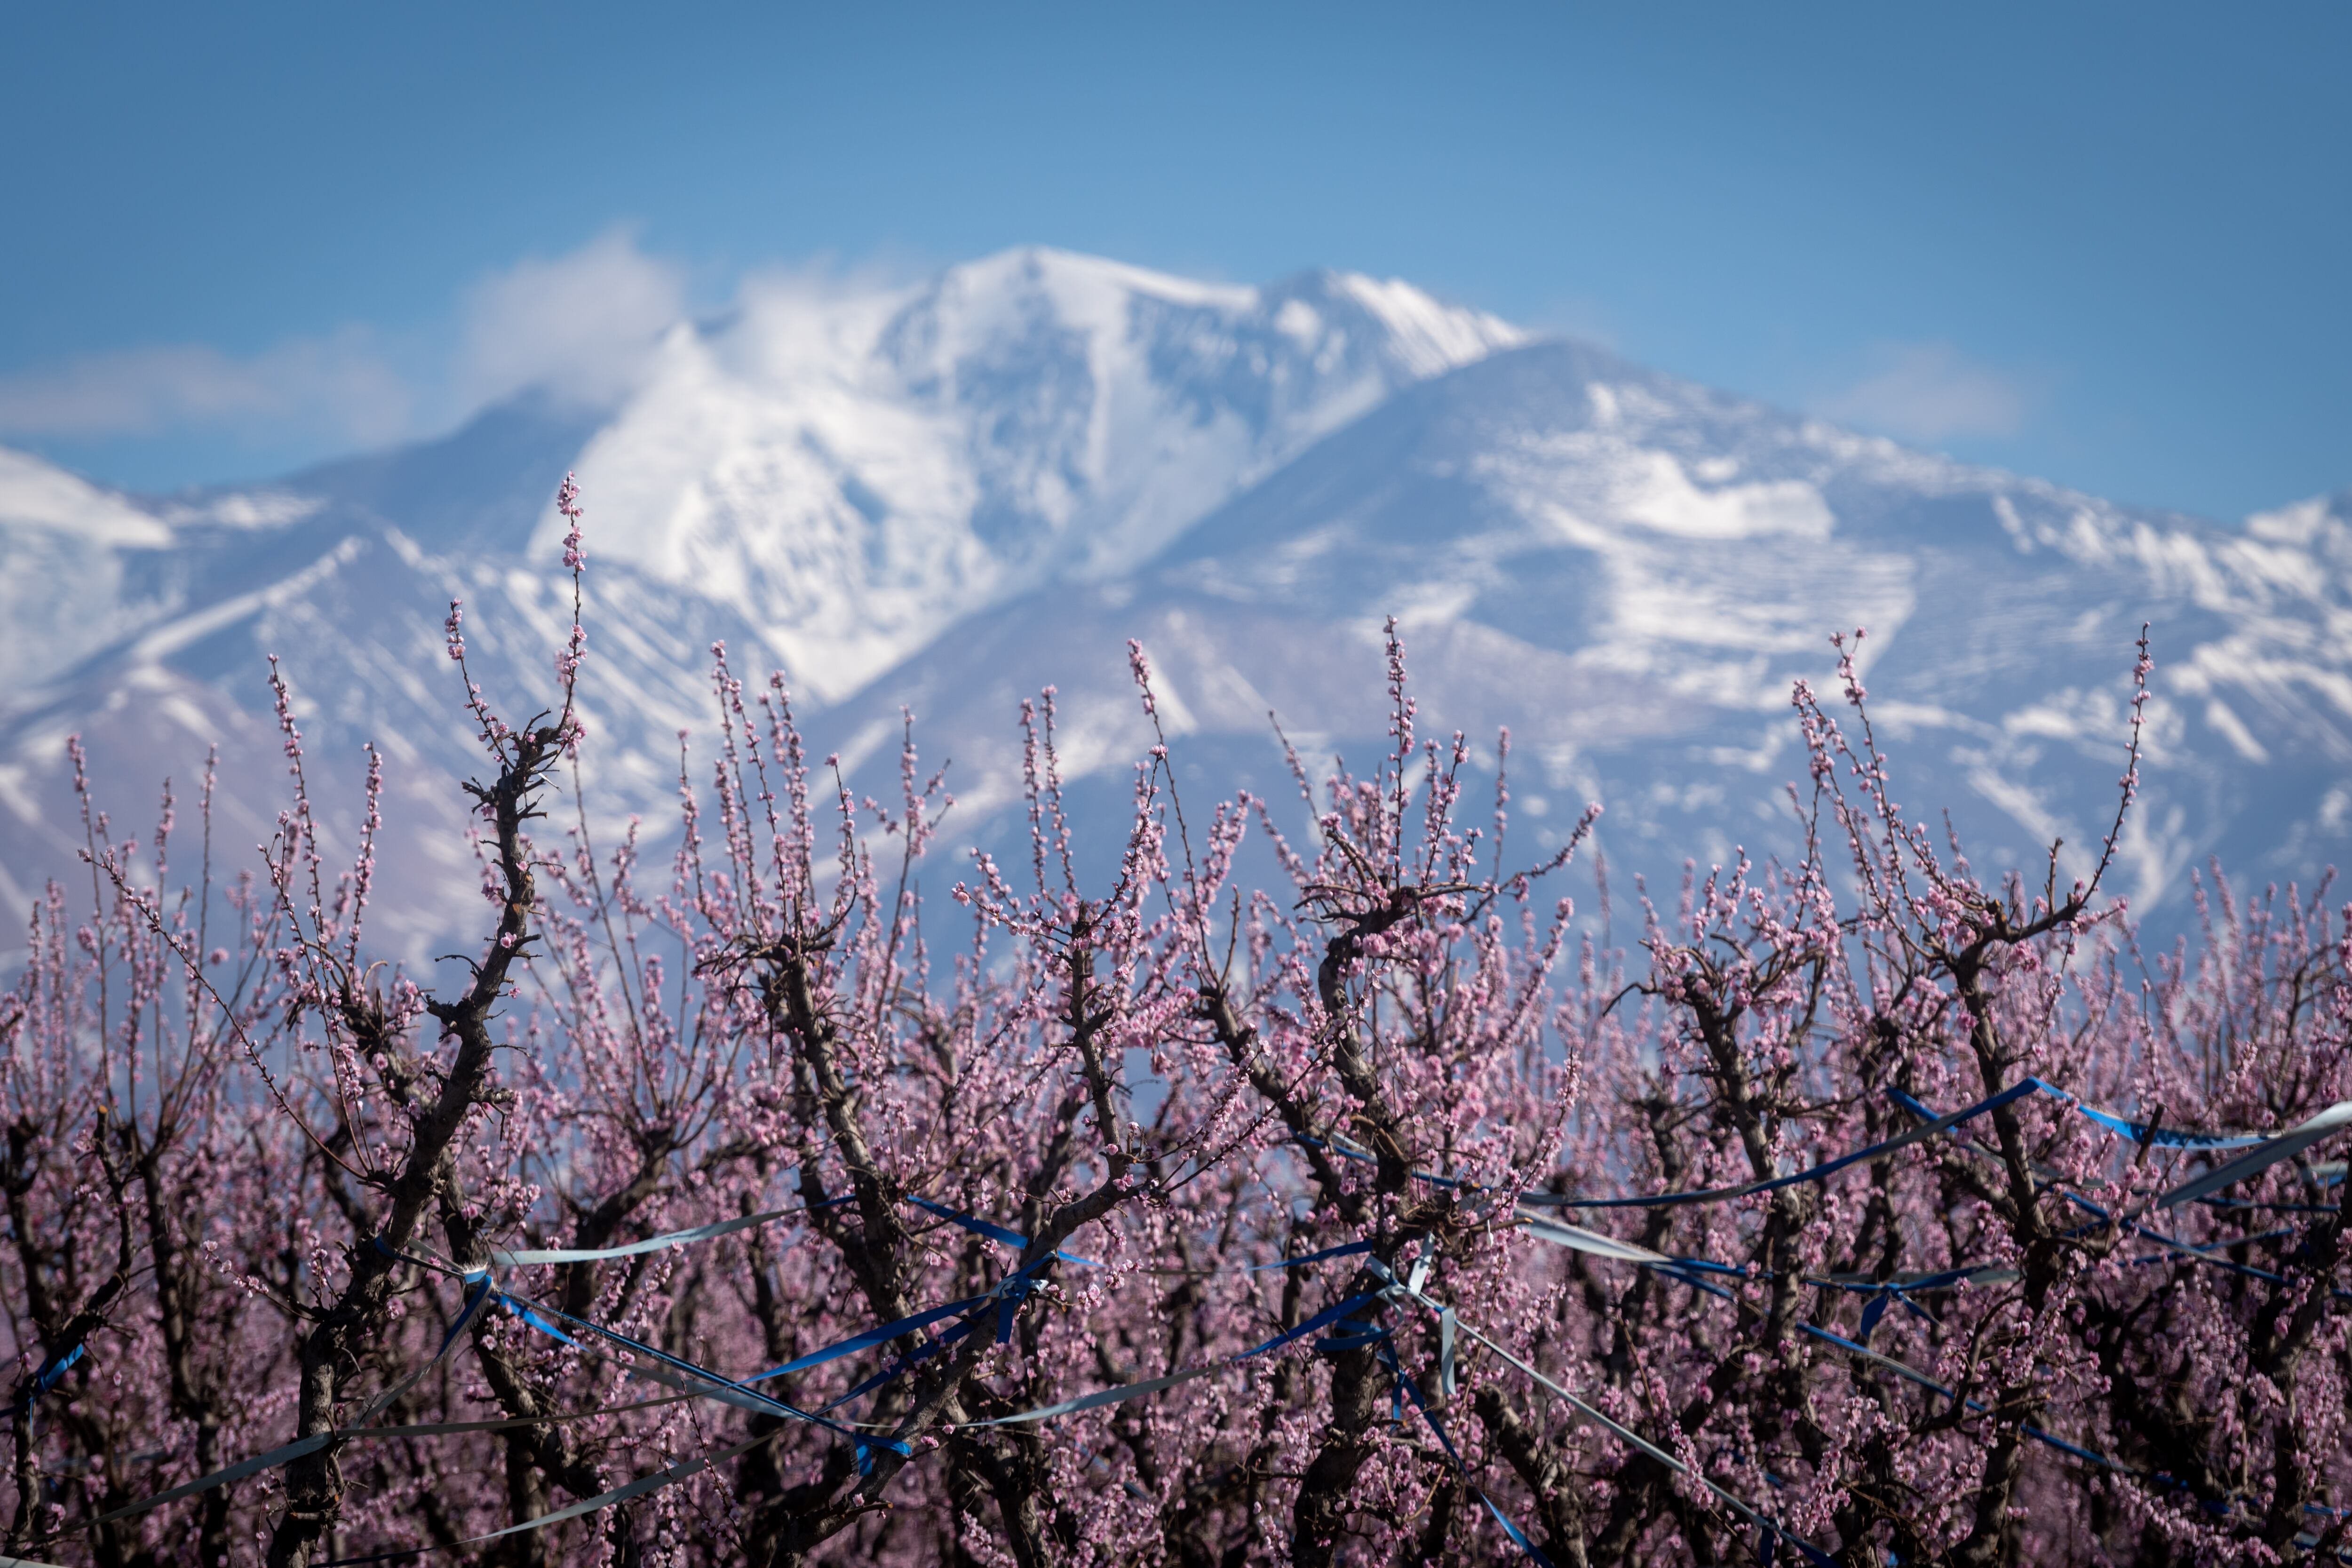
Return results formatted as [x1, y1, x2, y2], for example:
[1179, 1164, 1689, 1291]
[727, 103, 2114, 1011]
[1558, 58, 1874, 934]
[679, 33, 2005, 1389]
[1, 249, 2344, 960]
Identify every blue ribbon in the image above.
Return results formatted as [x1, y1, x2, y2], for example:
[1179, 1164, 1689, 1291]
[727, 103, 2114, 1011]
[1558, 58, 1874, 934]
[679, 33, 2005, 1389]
[495, 1293, 577, 1345]
[1622, 1226, 2246, 1492]
[1295, 1132, 1473, 1189]
[1891, 1083, 2352, 1214]
[440, 1279, 898, 1486]
[510, 1290, 911, 1467]
[819, 1317, 980, 1413]
[905, 1193, 1032, 1250]
[996, 1273, 1039, 1345]
[1238, 1291, 1387, 1360]
[1896, 1080, 2280, 1152]
[9, 1339, 88, 1415]
[1517, 1075, 2330, 1215]
[1854, 1284, 1939, 1343]
[442, 1273, 496, 1359]
[1556, 1086, 2352, 1516]
[1837, 1266, 1972, 1342]
[487, 1195, 850, 1267]
[903, 1194, 1102, 1267]
[749, 1289, 994, 1384]
[750, 1250, 1062, 1412]
[374, 1235, 915, 1474]
[36, 1341, 87, 1393]
[1892, 1092, 2352, 1302]
[1795, 1319, 2141, 1479]
[2064, 1098, 2265, 1149]
[1312, 1319, 1393, 1354]
[1525, 1080, 2043, 1210]
[970, 1285, 1404, 1431]
[1755, 1521, 1841, 1568]
[1252, 1238, 1376, 1271]
[1375, 1339, 1572, 1568]
[1482, 1491, 1561, 1568]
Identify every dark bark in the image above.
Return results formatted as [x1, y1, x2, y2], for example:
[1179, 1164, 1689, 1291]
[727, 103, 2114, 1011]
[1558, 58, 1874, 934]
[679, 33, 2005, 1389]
[265, 723, 563, 1568]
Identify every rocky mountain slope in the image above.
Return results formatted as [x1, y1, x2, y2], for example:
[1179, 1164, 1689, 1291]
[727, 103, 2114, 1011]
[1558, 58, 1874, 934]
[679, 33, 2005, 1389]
[2, 248, 2344, 962]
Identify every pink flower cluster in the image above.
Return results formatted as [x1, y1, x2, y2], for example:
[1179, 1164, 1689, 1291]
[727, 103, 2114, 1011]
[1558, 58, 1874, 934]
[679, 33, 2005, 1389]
[5, 585, 2348, 1568]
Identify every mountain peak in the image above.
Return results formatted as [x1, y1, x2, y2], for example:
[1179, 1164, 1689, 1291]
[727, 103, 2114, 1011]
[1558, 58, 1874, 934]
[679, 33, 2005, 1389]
[1271, 267, 1525, 377]
[508, 250, 1528, 701]
[939, 244, 1262, 315]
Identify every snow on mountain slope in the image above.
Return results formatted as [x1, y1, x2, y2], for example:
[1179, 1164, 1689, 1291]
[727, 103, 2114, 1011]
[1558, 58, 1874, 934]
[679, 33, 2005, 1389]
[0, 448, 182, 697]
[0, 251, 2341, 962]
[803, 345, 2352, 914]
[541, 247, 1519, 700]
[0, 251, 1522, 957]
[0, 446, 172, 545]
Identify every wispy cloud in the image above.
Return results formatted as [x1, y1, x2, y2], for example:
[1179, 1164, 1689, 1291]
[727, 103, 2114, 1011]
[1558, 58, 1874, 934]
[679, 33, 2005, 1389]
[455, 228, 686, 410]
[0, 330, 414, 444]
[1813, 341, 2038, 443]
[0, 229, 687, 454]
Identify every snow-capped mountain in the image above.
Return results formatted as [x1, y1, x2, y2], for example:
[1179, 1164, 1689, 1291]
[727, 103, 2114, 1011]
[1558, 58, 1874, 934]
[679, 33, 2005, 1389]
[537, 249, 1520, 700]
[1, 248, 2344, 962]
[819, 343, 2352, 917]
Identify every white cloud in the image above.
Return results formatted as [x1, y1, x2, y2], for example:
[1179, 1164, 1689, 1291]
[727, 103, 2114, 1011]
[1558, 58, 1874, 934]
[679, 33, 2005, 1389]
[1813, 341, 2035, 443]
[0, 230, 687, 454]
[0, 327, 413, 444]
[455, 227, 686, 410]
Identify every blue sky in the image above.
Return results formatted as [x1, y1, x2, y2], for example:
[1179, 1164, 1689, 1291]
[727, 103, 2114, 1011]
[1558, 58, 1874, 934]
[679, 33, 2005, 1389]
[2, 2, 2344, 519]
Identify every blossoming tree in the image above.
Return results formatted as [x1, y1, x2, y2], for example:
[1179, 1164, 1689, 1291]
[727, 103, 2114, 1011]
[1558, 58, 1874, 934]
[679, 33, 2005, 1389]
[5, 482, 2347, 1568]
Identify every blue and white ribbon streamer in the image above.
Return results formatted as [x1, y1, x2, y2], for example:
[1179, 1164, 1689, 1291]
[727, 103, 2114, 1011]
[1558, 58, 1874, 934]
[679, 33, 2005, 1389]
[903, 1193, 1104, 1267]
[60, 1069, 2348, 1564]
[973, 1290, 1388, 1428]
[1521, 1080, 2043, 1210]
[2161, 1100, 2352, 1209]
[1368, 1258, 1838, 1567]
[487, 1200, 841, 1267]
[8, 1341, 87, 1417]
